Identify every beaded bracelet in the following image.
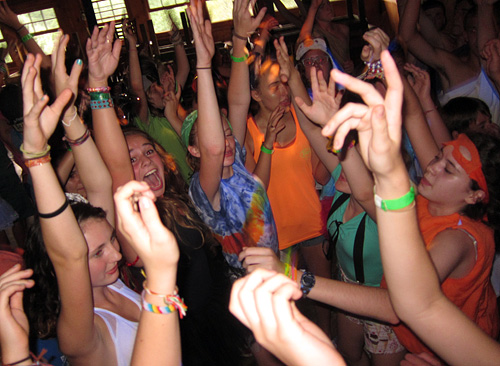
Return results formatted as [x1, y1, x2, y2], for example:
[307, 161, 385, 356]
[90, 99, 114, 109]
[87, 86, 111, 93]
[142, 282, 188, 318]
[20, 143, 51, 159]
[63, 129, 91, 147]
[21, 33, 34, 43]
[260, 144, 274, 154]
[24, 154, 51, 168]
[363, 60, 384, 80]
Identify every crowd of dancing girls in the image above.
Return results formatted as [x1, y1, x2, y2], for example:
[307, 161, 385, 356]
[1, 0, 500, 365]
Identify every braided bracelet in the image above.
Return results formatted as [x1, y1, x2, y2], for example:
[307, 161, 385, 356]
[20, 143, 51, 159]
[142, 282, 187, 318]
[63, 129, 91, 147]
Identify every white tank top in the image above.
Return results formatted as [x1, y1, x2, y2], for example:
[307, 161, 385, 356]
[94, 279, 140, 366]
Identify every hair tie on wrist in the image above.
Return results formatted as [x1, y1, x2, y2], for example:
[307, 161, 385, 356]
[3, 354, 32, 366]
[62, 107, 79, 127]
[233, 31, 248, 41]
[196, 66, 211, 70]
[15, 25, 25, 33]
[38, 199, 69, 219]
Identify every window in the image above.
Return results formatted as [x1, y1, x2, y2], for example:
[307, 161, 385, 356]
[148, 0, 235, 33]
[0, 30, 13, 63]
[17, 8, 60, 55]
[92, 0, 128, 24]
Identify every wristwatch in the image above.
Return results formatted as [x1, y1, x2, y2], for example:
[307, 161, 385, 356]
[300, 271, 316, 296]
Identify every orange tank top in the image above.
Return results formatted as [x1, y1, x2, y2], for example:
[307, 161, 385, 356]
[388, 195, 499, 354]
[247, 111, 323, 250]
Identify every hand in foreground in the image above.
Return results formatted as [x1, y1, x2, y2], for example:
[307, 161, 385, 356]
[239, 247, 284, 273]
[321, 51, 404, 179]
[187, 0, 214, 68]
[114, 181, 179, 287]
[22, 54, 73, 154]
[295, 68, 342, 126]
[51, 32, 84, 104]
[0, 264, 34, 363]
[233, 0, 267, 38]
[229, 269, 345, 366]
[86, 21, 122, 84]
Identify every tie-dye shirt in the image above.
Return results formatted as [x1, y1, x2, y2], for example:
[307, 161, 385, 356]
[189, 139, 278, 268]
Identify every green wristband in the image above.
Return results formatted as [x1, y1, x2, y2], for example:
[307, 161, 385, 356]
[89, 92, 111, 101]
[374, 185, 415, 211]
[21, 33, 34, 43]
[230, 53, 248, 63]
[260, 145, 274, 155]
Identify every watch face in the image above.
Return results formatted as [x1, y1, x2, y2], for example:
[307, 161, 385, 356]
[301, 271, 316, 293]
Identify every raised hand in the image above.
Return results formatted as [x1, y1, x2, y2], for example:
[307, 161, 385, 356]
[274, 36, 294, 84]
[229, 269, 344, 366]
[295, 68, 342, 126]
[0, 1, 21, 30]
[360, 28, 390, 63]
[262, 104, 286, 147]
[51, 32, 84, 101]
[22, 54, 73, 154]
[0, 264, 34, 363]
[321, 51, 404, 179]
[160, 64, 176, 93]
[122, 19, 138, 47]
[163, 88, 181, 121]
[86, 21, 122, 84]
[233, 0, 267, 37]
[187, 0, 215, 68]
[481, 39, 500, 84]
[114, 181, 179, 279]
[404, 63, 431, 103]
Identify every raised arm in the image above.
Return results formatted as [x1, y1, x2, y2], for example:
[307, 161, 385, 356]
[169, 17, 190, 91]
[321, 50, 500, 366]
[21, 54, 98, 358]
[398, 0, 453, 75]
[114, 181, 181, 366]
[87, 22, 134, 193]
[123, 21, 149, 124]
[187, 0, 223, 208]
[400, 64, 440, 169]
[0, 1, 51, 70]
[294, 68, 340, 173]
[404, 63, 451, 145]
[228, 0, 266, 145]
[52, 32, 115, 225]
[296, 0, 321, 45]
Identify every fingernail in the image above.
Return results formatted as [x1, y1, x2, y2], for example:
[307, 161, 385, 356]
[76, 59, 82, 65]
[139, 196, 151, 209]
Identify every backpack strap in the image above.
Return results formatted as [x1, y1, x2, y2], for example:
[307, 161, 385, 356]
[327, 193, 350, 222]
[353, 213, 368, 284]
